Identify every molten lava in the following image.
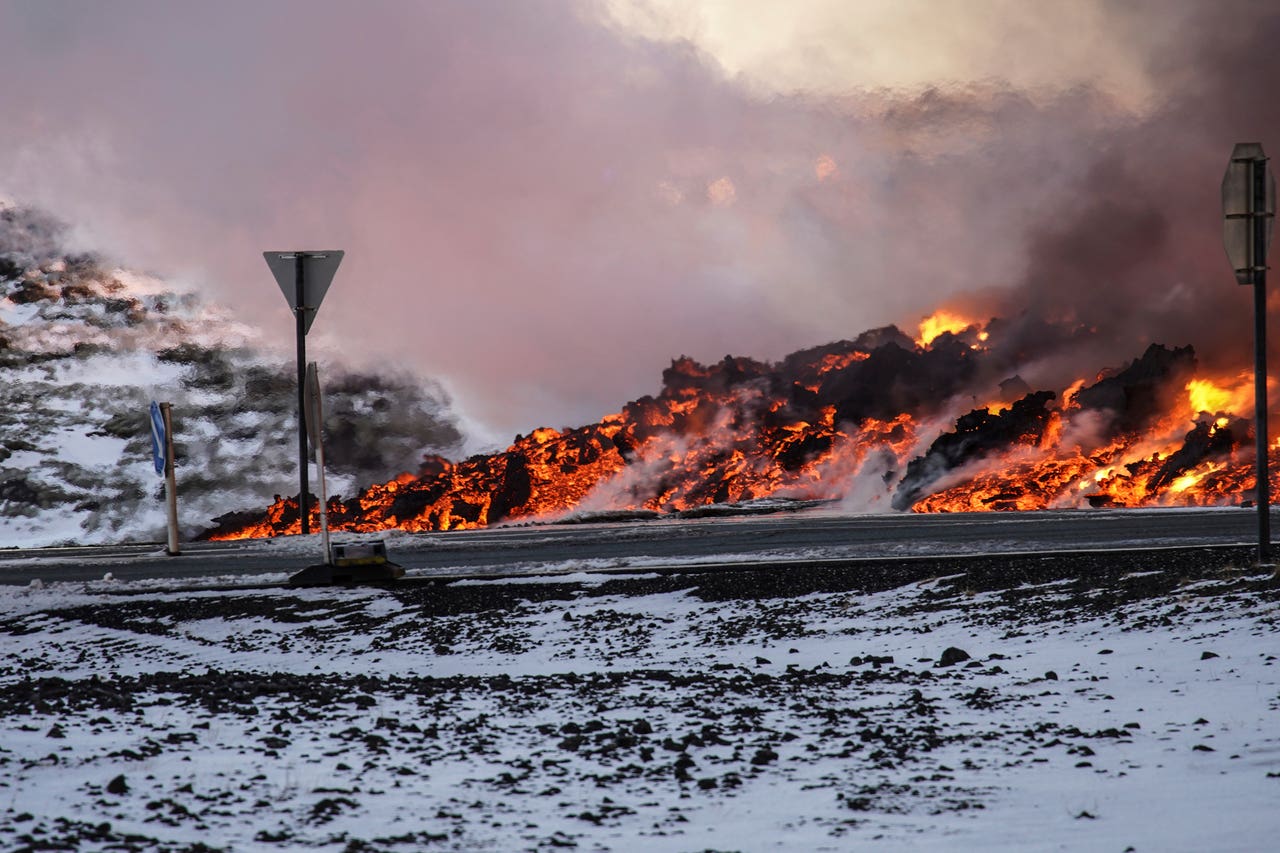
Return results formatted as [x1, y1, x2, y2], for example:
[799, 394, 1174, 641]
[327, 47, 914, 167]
[916, 309, 981, 348]
[202, 319, 1276, 540]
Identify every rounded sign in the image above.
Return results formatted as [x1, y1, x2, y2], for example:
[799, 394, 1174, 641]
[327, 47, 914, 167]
[149, 401, 167, 476]
[1222, 143, 1276, 285]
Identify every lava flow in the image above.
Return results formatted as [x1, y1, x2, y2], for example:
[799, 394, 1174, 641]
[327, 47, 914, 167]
[202, 311, 1277, 540]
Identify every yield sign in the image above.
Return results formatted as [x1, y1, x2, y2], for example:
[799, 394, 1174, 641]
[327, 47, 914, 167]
[264, 250, 344, 333]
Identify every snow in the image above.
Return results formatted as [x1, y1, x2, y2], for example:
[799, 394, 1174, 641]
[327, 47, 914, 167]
[0, 513, 93, 551]
[2, 221, 467, 550]
[1, 555, 1277, 850]
[53, 351, 186, 388]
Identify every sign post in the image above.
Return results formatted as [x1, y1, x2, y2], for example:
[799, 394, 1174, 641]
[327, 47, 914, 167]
[149, 400, 180, 555]
[305, 361, 332, 565]
[264, 250, 343, 536]
[1222, 143, 1277, 564]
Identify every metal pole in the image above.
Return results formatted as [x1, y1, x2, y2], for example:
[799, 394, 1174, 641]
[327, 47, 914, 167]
[1253, 156, 1271, 564]
[160, 402, 180, 556]
[295, 256, 311, 536]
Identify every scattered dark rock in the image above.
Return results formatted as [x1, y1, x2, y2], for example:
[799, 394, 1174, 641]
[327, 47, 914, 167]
[559, 735, 585, 752]
[106, 775, 128, 796]
[937, 647, 971, 667]
[309, 796, 359, 824]
[750, 747, 778, 766]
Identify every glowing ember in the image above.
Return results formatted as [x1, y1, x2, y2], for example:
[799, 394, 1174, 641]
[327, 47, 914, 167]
[916, 310, 980, 348]
[1185, 374, 1252, 416]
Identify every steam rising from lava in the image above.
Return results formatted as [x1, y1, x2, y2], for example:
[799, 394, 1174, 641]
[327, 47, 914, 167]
[4, 2, 1280, 537]
[203, 313, 1273, 539]
[2, 2, 1279, 439]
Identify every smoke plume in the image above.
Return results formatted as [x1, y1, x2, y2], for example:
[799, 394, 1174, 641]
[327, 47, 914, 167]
[0, 0, 1276, 442]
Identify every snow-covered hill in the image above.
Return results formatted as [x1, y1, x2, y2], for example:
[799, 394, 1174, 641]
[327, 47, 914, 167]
[0, 202, 464, 547]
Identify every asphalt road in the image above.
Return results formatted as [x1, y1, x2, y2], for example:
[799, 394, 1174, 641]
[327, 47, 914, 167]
[0, 506, 1273, 586]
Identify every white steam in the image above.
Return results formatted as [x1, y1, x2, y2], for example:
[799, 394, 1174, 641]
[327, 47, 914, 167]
[0, 0, 1272, 441]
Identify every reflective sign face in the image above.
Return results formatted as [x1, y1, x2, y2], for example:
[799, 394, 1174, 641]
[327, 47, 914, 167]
[1222, 143, 1275, 285]
[149, 401, 166, 476]
[264, 251, 344, 333]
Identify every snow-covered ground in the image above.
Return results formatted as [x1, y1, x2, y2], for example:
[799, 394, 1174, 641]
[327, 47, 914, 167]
[1, 551, 1277, 851]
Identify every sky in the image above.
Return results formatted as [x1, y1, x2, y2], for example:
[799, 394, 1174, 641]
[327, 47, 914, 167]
[0, 0, 1276, 443]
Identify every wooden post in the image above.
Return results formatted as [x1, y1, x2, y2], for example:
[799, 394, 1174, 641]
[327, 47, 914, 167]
[160, 402, 180, 556]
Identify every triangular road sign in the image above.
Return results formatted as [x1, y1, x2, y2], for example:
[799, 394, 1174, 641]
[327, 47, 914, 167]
[264, 250, 344, 333]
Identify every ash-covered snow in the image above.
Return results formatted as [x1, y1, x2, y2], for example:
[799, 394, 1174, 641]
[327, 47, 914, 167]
[0, 203, 465, 547]
[0, 550, 1277, 851]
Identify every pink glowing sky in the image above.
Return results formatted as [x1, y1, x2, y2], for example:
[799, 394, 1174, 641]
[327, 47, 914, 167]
[0, 1, 1275, 443]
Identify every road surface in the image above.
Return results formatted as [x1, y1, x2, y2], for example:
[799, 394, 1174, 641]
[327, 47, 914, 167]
[0, 506, 1271, 586]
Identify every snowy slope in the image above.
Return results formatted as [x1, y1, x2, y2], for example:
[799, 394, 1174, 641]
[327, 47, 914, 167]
[0, 203, 464, 547]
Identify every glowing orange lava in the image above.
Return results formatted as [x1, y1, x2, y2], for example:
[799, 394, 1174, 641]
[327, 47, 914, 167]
[916, 310, 979, 348]
[202, 331, 1272, 541]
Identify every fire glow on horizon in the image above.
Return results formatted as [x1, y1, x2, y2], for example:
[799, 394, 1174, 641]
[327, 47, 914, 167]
[2, 2, 1276, 443]
[4, 2, 1280, 540]
[205, 308, 1273, 540]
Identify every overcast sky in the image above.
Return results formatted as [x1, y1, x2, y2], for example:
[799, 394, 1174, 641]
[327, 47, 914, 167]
[0, 0, 1274, 443]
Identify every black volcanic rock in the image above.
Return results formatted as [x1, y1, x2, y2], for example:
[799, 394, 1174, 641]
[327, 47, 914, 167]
[1146, 416, 1249, 493]
[892, 391, 1057, 510]
[1074, 344, 1197, 433]
[823, 334, 985, 425]
[0, 255, 23, 281]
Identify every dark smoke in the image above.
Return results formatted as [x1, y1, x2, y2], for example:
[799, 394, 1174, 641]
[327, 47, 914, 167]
[985, 3, 1280, 384]
[0, 2, 1277, 443]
